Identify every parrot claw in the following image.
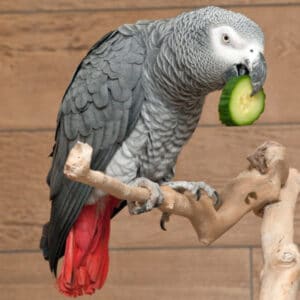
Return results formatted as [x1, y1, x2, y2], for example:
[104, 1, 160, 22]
[128, 177, 164, 215]
[160, 212, 170, 231]
[159, 181, 220, 231]
[162, 181, 221, 208]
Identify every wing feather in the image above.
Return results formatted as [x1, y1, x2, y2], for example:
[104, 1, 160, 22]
[46, 30, 146, 273]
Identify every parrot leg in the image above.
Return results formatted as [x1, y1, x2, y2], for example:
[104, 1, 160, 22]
[128, 177, 164, 215]
[159, 181, 221, 231]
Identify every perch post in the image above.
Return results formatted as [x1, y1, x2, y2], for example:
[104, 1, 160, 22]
[259, 169, 300, 300]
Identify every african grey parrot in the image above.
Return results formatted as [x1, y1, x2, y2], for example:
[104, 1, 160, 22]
[40, 6, 266, 296]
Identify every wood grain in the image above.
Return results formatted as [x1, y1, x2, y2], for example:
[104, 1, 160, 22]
[1, 125, 300, 251]
[0, 132, 52, 250]
[0, 0, 298, 12]
[0, 249, 250, 300]
[1, 1, 299, 298]
[0, 6, 299, 129]
[252, 249, 300, 299]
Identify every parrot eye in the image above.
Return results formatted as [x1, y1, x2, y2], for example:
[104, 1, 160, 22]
[222, 34, 230, 44]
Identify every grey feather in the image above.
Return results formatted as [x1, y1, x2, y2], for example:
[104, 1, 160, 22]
[75, 92, 88, 111]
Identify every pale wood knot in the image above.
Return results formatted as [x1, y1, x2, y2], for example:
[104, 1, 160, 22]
[247, 140, 286, 174]
[64, 141, 93, 179]
[275, 244, 300, 268]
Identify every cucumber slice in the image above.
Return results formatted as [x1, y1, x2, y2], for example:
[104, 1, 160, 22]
[219, 75, 265, 126]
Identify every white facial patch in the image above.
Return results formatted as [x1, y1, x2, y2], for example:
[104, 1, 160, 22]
[210, 25, 264, 66]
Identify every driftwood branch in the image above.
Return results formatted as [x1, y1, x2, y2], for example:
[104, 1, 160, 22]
[64, 140, 300, 297]
[64, 140, 288, 245]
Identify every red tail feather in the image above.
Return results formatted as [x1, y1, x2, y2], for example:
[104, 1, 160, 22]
[57, 196, 119, 297]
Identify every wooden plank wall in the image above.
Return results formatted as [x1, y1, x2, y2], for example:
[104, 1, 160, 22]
[0, 1, 299, 299]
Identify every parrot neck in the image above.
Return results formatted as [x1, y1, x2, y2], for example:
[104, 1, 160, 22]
[145, 34, 211, 111]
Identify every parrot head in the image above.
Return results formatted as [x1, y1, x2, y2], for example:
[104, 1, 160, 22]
[173, 6, 266, 94]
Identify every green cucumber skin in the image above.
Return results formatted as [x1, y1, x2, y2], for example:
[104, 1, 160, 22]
[219, 76, 242, 126]
[219, 76, 265, 126]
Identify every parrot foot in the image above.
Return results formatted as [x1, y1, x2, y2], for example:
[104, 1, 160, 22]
[162, 181, 221, 208]
[128, 177, 164, 215]
[159, 181, 220, 231]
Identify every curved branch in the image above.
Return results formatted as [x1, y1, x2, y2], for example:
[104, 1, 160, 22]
[64, 140, 289, 245]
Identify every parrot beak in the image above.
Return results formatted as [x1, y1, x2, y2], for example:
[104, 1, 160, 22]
[224, 52, 267, 96]
[247, 53, 267, 95]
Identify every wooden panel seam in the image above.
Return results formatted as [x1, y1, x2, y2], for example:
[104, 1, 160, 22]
[0, 245, 263, 254]
[0, 2, 299, 15]
[3, 122, 300, 133]
[249, 247, 254, 300]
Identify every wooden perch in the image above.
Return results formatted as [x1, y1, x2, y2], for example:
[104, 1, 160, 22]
[64, 140, 288, 245]
[64, 140, 300, 298]
[259, 168, 300, 300]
